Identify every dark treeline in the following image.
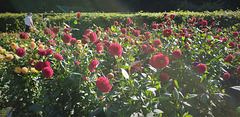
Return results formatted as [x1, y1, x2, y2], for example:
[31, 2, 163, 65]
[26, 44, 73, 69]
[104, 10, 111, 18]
[0, 0, 239, 13]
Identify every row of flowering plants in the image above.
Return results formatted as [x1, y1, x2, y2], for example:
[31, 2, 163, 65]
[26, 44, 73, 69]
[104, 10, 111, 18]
[0, 12, 240, 116]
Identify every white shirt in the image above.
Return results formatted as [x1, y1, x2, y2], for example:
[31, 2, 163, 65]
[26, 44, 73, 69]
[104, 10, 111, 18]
[24, 16, 33, 27]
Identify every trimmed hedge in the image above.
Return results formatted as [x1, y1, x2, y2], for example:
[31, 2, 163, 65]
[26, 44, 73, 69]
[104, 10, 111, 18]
[0, 10, 240, 38]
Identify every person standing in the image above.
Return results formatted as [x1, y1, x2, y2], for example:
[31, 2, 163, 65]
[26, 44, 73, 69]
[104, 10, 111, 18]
[24, 12, 34, 32]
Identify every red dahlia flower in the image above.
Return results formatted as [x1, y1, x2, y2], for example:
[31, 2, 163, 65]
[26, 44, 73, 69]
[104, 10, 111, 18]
[196, 63, 207, 73]
[47, 40, 56, 46]
[145, 32, 151, 39]
[90, 32, 97, 43]
[88, 59, 99, 73]
[223, 73, 230, 80]
[54, 53, 63, 61]
[228, 42, 236, 49]
[152, 39, 162, 48]
[126, 18, 132, 25]
[77, 12, 81, 19]
[42, 67, 53, 78]
[63, 34, 72, 43]
[16, 48, 25, 57]
[108, 43, 123, 57]
[224, 54, 233, 63]
[121, 28, 127, 34]
[44, 28, 51, 35]
[149, 53, 169, 69]
[70, 38, 77, 45]
[114, 21, 118, 26]
[45, 49, 53, 56]
[96, 77, 112, 93]
[35, 61, 50, 71]
[237, 66, 240, 74]
[233, 32, 239, 37]
[64, 28, 70, 33]
[37, 49, 46, 56]
[153, 24, 158, 29]
[163, 29, 172, 37]
[172, 50, 182, 59]
[201, 20, 208, 27]
[160, 73, 169, 82]
[52, 27, 59, 34]
[20, 32, 27, 39]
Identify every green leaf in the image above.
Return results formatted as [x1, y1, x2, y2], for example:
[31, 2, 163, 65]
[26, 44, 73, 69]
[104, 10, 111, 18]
[28, 104, 43, 112]
[89, 107, 103, 117]
[74, 20, 78, 24]
[236, 106, 240, 113]
[188, 94, 198, 99]
[121, 68, 129, 79]
[173, 87, 179, 101]
[174, 80, 179, 89]
[154, 109, 164, 114]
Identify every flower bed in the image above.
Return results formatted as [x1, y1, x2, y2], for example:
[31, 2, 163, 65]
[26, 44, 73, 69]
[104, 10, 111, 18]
[0, 11, 240, 116]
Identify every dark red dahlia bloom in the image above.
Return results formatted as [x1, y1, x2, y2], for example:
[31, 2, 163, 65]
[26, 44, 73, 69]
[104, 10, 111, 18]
[35, 61, 50, 71]
[224, 54, 233, 63]
[45, 49, 53, 56]
[64, 28, 70, 33]
[233, 32, 239, 38]
[172, 50, 182, 59]
[121, 28, 127, 34]
[202, 28, 207, 33]
[163, 29, 172, 37]
[201, 20, 208, 27]
[108, 43, 123, 57]
[198, 18, 203, 22]
[145, 32, 151, 39]
[88, 59, 99, 73]
[63, 34, 72, 43]
[30, 59, 35, 66]
[82, 75, 88, 81]
[96, 43, 104, 54]
[160, 73, 169, 82]
[184, 44, 189, 49]
[47, 40, 56, 46]
[142, 44, 148, 52]
[164, 13, 168, 17]
[143, 23, 147, 27]
[103, 40, 111, 48]
[85, 29, 90, 36]
[228, 42, 236, 49]
[237, 66, 240, 74]
[148, 47, 156, 53]
[152, 39, 162, 48]
[38, 49, 46, 56]
[153, 24, 158, 29]
[96, 77, 112, 93]
[75, 61, 80, 66]
[114, 21, 118, 26]
[223, 73, 230, 80]
[159, 23, 164, 28]
[196, 63, 207, 73]
[82, 35, 89, 44]
[54, 53, 63, 61]
[77, 12, 81, 19]
[133, 30, 140, 37]
[170, 14, 176, 19]
[149, 53, 169, 69]
[90, 32, 97, 43]
[126, 18, 132, 25]
[20, 32, 27, 39]
[42, 67, 53, 78]
[16, 48, 25, 57]
[44, 28, 51, 35]
[70, 38, 78, 45]
[52, 27, 59, 34]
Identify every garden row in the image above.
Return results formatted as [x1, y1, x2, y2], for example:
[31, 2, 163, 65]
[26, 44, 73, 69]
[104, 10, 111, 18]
[0, 10, 240, 37]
